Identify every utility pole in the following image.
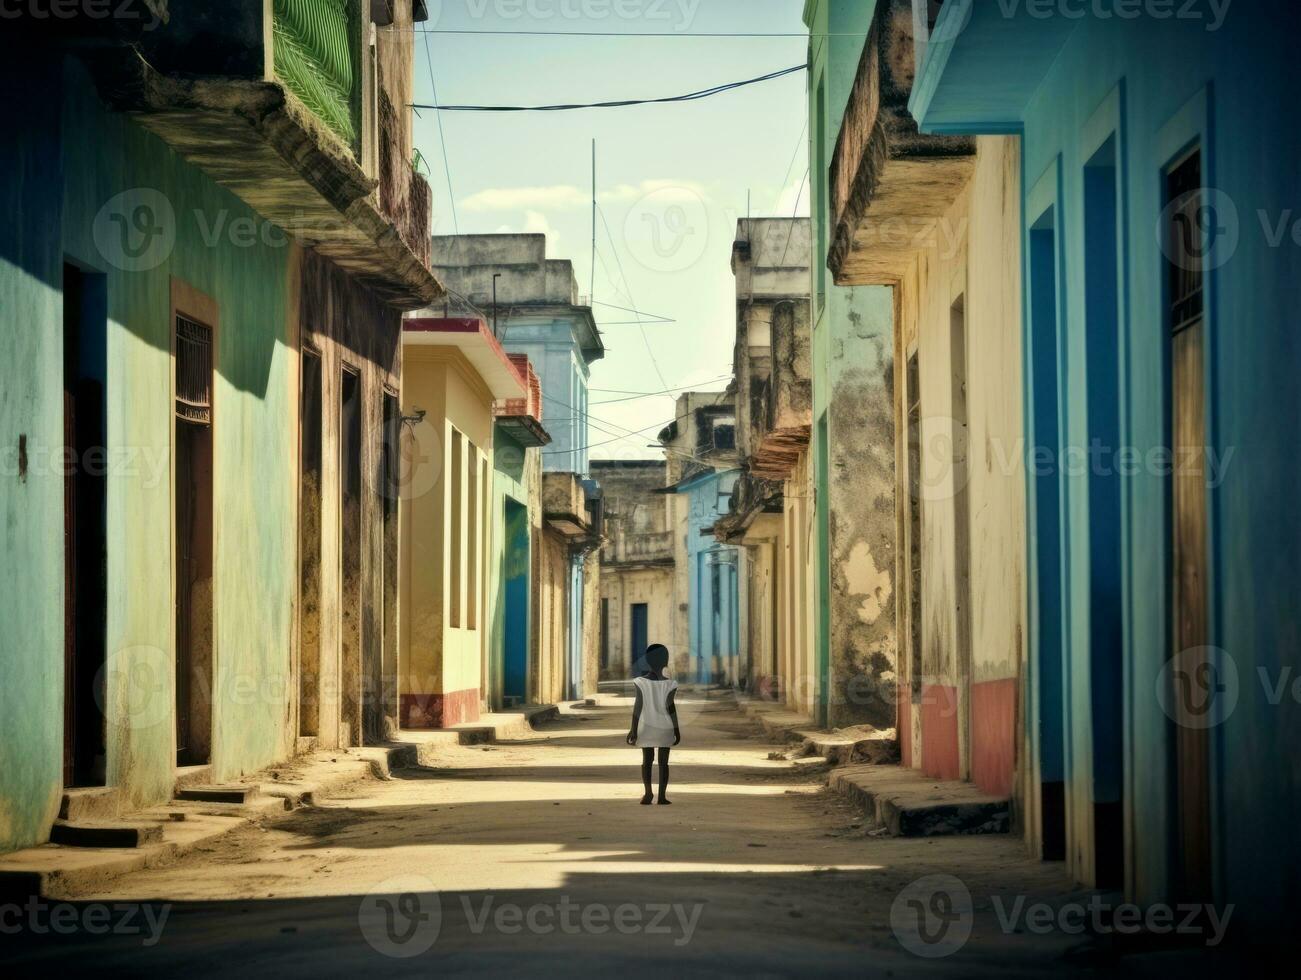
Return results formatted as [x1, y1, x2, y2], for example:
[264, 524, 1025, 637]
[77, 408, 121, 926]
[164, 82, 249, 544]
[590, 138, 596, 304]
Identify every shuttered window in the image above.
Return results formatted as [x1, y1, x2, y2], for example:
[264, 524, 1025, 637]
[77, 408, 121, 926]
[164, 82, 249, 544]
[1167, 151, 1204, 336]
[175, 314, 212, 425]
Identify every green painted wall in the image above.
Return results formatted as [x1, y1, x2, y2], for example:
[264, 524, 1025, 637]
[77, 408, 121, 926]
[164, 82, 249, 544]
[806, 1, 897, 727]
[488, 428, 531, 708]
[1, 53, 298, 851]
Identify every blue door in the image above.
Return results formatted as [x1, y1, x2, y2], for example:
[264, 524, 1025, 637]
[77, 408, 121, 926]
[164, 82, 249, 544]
[630, 603, 648, 675]
[503, 500, 529, 705]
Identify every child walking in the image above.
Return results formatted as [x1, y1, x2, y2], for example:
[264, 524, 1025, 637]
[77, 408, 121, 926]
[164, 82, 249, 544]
[626, 643, 680, 805]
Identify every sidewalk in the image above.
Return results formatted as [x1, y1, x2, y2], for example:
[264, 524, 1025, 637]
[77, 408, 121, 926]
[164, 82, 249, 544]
[0, 702, 579, 900]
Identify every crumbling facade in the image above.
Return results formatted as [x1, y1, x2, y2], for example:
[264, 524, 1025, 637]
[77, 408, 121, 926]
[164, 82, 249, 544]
[593, 460, 676, 679]
[0, 1, 438, 854]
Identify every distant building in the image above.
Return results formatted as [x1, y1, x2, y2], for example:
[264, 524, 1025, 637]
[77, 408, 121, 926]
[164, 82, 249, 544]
[659, 392, 742, 685]
[714, 218, 816, 710]
[592, 461, 676, 680]
[421, 234, 605, 700]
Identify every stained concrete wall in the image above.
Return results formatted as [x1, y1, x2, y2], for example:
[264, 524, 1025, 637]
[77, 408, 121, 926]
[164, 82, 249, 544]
[894, 136, 1024, 799]
[807, 0, 898, 730]
[296, 247, 403, 749]
[0, 53, 307, 851]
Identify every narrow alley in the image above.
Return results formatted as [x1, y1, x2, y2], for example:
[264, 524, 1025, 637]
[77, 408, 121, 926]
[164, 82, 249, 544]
[6, 692, 1215, 976]
[2, 1, 1299, 976]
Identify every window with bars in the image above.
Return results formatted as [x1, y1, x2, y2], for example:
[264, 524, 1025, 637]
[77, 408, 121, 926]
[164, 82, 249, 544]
[175, 314, 213, 425]
[1166, 150, 1204, 336]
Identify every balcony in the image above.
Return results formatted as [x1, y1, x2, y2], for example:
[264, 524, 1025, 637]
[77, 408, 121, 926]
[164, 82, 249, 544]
[712, 472, 783, 545]
[84, 0, 440, 308]
[827, 0, 974, 286]
[543, 473, 603, 548]
[751, 300, 812, 481]
[494, 354, 550, 448]
[603, 530, 674, 568]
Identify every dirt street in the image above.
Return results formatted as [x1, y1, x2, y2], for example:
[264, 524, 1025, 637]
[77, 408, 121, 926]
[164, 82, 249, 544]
[4, 696, 1247, 977]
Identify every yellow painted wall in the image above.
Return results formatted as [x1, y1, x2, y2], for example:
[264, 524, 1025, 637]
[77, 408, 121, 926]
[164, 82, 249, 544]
[399, 348, 496, 707]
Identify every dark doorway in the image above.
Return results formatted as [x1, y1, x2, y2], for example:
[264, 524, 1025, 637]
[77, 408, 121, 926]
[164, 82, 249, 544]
[503, 498, 530, 704]
[298, 348, 323, 739]
[1083, 136, 1125, 889]
[174, 313, 214, 767]
[340, 366, 363, 745]
[630, 602, 649, 672]
[378, 389, 400, 739]
[1166, 146, 1212, 901]
[62, 262, 108, 788]
[950, 294, 973, 778]
[1030, 207, 1067, 861]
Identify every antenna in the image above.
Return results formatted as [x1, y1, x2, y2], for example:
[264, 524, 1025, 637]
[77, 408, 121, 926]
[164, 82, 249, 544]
[590, 138, 597, 303]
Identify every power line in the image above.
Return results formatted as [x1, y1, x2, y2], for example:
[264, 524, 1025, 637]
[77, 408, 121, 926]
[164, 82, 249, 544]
[778, 166, 810, 268]
[410, 64, 805, 112]
[592, 299, 674, 323]
[420, 31, 459, 234]
[591, 376, 730, 405]
[406, 28, 865, 38]
[596, 204, 669, 391]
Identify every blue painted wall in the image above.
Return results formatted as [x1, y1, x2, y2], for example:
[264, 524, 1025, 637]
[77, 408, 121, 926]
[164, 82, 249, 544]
[916, 1, 1301, 927]
[678, 469, 741, 684]
[498, 318, 591, 476]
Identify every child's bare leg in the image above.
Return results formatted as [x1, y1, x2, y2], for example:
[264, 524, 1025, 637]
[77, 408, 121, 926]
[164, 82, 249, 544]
[640, 748, 654, 804]
[657, 747, 671, 804]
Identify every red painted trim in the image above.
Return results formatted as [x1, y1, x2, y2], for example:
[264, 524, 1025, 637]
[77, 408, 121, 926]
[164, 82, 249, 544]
[400, 688, 480, 729]
[920, 684, 960, 781]
[403, 316, 483, 334]
[971, 678, 1016, 798]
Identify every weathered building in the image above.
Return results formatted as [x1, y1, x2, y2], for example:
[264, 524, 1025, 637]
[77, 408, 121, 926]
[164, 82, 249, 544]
[592, 460, 676, 679]
[822, 0, 1025, 807]
[714, 218, 816, 712]
[0, 1, 438, 854]
[398, 317, 528, 728]
[805, 0, 903, 730]
[659, 392, 742, 684]
[487, 354, 550, 710]
[910, 0, 1301, 931]
[421, 233, 605, 701]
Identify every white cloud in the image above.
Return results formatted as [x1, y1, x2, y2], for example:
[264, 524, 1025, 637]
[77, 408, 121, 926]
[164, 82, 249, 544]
[460, 178, 710, 214]
[494, 211, 562, 251]
[462, 184, 588, 213]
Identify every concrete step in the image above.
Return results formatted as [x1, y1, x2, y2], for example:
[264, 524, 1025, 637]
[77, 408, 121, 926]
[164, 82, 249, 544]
[48, 820, 164, 849]
[58, 787, 120, 823]
[828, 764, 1010, 837]
[174, 784, 261, 805]
[794, 727, 900, 767]
[296, 736, 318, 755]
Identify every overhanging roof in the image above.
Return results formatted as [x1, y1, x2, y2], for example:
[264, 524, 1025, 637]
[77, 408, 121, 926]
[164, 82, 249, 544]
[909, 0, 1080, 134]
[403, 317, 528, 400]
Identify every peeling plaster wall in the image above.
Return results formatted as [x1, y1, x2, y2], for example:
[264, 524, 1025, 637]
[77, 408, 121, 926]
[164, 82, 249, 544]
[822, 287, 898, 729]
[895, 136, 1024, 796]
[298, 245, 402, 747]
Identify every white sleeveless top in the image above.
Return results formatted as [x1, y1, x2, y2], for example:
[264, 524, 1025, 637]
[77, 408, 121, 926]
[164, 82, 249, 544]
[633, 676, 679, 748]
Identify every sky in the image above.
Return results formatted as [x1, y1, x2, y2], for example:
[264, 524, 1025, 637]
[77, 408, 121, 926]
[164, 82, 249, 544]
[410, 0, 810, 460]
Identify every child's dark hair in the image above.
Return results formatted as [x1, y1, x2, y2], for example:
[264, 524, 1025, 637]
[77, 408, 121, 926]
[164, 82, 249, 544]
[645, 643, 669, 670]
